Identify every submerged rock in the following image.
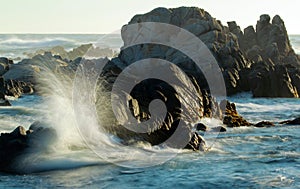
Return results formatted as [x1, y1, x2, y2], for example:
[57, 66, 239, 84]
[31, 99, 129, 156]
[254, 121, 275, 127]
[279, 117, 300, 125]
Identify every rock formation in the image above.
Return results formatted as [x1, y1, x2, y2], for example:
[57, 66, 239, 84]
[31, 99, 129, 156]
[106, 7, 300, 98]
[0, 123, 57, 172]
[25, 44, 117, 61]
[220, 100, 252, 127]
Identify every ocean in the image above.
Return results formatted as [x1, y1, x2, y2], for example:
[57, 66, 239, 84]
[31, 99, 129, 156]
[0, 34, 299, 188]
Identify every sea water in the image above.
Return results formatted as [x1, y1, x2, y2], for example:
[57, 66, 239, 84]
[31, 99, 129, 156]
[0, 34, 299, 188]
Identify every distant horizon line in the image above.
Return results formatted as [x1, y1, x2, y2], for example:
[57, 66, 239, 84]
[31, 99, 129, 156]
[0, 33, 120, 35]
[0, 32, 299, 35]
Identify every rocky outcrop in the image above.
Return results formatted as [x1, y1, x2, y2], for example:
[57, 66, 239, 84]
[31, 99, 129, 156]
[234, 14, 300, 97]
[0, 123, 57, 172]
[111, 7, 251, 96]
[25, 44, 117, 61]
[112, 7, 300, 98]
[220, 100, 252, 127]
[0, 76, 34, 98]
[184, 132, 206, 151]
[3, 52, 69, 84]
[254, 121, 274, 127]
[104, 65, 206, 150]
[0, 57, 12, 76]
[280, 117, 300, 125]
[248, 62, 298, 97]
[2, 7, 299, 99]
[195, 123, 208, 132]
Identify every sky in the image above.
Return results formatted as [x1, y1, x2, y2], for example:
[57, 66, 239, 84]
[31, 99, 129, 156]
[1, 0, 299, 34]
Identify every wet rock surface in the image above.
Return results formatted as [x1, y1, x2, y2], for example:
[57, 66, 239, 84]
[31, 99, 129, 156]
[220, 100, 252, 127]
[280, 117, 300, 125]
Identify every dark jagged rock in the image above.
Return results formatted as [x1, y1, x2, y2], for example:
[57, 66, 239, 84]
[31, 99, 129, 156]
[0, 57, 12, 76]
[117, 7, 300, 97]
[100, 58, 206, 150]
[0, 77, 11, 106]
[184, 132, 206, 151]
[279, 117, 300, 125]
[0, 99, 11, 106]
[233, 14, 300, 97]
[195, 123, 208, 131]
[202, 90, 222, 119]
[111, 75, 204, 150]
[3, 52, 69, 84]
[0, 76, 34, 98]
[117, 6, 251, 96]
[4, 79, 34, 98]
[3, 7, 299, 98]
[25, 44, 116, 61]
[220, 100, 252, 127]
[0, 123, 57, 172]
[248, 63, 298, 97]
[254, 121, 275, 127]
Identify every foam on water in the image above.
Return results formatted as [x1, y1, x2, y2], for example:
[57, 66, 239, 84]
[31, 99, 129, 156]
[0, 34, 299, 187]
[0, 34, 122, 61]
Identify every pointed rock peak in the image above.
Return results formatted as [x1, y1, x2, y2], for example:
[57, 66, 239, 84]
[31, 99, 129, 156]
[259, 14, 271, 24]
[227, 21, 238, 29]
[244, 25, 255, 34]
[11, 126, 27, 137]
[272, 15, 284, 25]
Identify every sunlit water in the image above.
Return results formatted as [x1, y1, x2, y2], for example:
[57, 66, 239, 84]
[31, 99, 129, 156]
[0, 94, 299, 188]
[0, 35, 299, 188]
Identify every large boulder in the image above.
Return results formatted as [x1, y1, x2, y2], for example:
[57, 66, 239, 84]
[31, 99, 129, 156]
[0, 123, 57, 172]
[117, 7, 251, 95]
[3, 52, 69, 84]
[116, 7, 300, 98]
[101, 61, 206, 150]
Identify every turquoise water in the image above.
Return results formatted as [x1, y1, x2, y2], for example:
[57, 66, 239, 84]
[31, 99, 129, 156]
[0, 34, 299, 188]
[0, 94, 299, 188]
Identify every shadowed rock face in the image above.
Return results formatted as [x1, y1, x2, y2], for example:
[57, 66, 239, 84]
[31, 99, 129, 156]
[99, 6, 300, 150]
[0, 57, 12, 76]
[1, 6, 299, 159]
[114, 7, 250, 95]
[0, 123, 57, 173]
[103, 63, 206, 150]
[1, 7, 299, 98]
[232, 14, 300, 97]
[105, 7, 300, 98]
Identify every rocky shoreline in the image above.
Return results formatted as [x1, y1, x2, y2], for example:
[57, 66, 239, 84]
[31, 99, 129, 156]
[1, 6, 300, 172]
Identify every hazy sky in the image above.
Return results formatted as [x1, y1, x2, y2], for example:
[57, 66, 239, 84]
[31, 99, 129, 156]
[1, 0, 299, 34]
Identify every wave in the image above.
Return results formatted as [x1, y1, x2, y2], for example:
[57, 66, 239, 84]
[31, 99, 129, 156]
[0, 37, 76, 48]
